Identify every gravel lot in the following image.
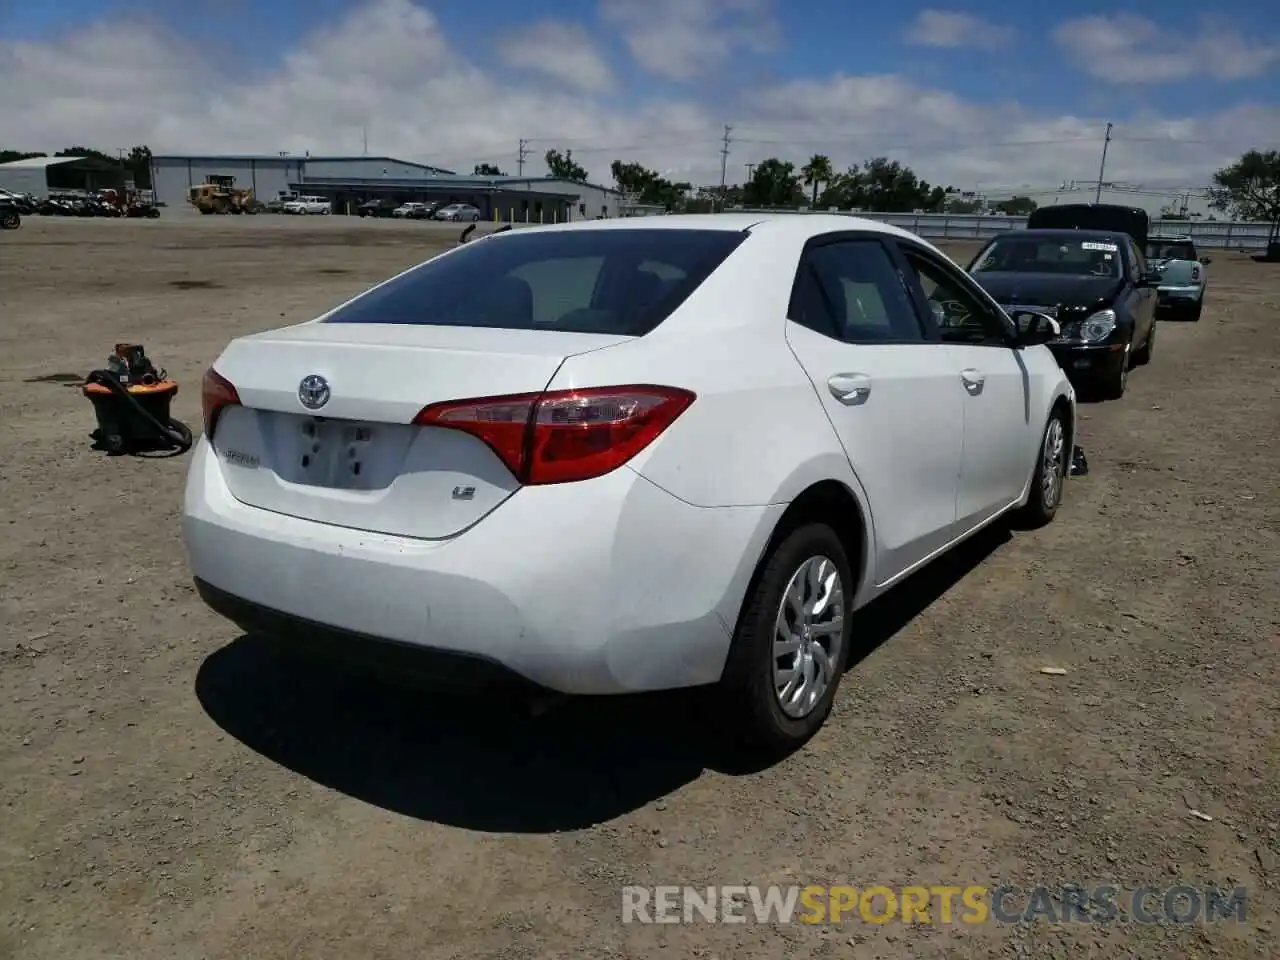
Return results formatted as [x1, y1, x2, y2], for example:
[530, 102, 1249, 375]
[2, 215, 1277, 959]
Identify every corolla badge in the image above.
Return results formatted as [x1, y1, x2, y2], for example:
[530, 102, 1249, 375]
[298, 374, 330, 410]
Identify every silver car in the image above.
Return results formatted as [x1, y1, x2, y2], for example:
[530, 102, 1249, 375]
[433, 203, 481, 222]
[1146, 235, 1210, 322]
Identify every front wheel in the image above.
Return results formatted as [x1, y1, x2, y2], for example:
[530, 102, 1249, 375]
[1132, 323, 1154, 366]
[0, 212, 19, 230]
[1015, 408, 1069, 529]
[1098, 342, 1129, 400]
[716, 522, 853, 759]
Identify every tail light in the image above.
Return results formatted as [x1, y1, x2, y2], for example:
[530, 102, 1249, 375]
[1191, 264, 1201, 282]
[415, 385, 695, 485]
[201, 367, 240, 438]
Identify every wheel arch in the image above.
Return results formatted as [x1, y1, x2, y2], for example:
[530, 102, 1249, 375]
[727, 476, 875, 643]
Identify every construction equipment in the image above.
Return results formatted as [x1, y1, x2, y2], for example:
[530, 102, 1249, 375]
[187, 179, 261, 215]
[82, 344, 192, 455]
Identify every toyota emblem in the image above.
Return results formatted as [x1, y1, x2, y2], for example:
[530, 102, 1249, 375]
[298, 374, 330, 410]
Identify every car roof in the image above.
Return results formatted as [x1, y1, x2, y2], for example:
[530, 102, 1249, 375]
[491, 212, 939, 247]
[1008, 228, 1132, 242]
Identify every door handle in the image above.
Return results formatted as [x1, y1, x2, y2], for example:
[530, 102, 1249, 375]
[828, 372, 872, 405]
[960, 368, 985, 394]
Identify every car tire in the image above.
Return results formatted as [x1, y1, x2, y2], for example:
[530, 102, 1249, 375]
[1132, 324, 1154, 366]
[1189, 301, 1202, 322]
[472, 213, 480, 222]
[1015, 406, 1069, 529]
[716, 522, 853, 759]
[1099, 342, 1130, 400]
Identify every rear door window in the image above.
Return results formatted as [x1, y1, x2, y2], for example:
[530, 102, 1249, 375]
[789, 239, 924, 343]
[325, 229, 746, 336]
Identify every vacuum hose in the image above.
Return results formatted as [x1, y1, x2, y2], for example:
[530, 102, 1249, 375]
[84, 369, 194, 453]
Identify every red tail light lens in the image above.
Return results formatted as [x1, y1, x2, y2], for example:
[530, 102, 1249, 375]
[1191, 265, 1201, 282]
[201, 367, 240, 438]
[415, 385, 695, 485]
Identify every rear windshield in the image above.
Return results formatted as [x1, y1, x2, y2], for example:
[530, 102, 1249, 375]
[1146, 240, 1196, 261]
[323, 228, 746, 336]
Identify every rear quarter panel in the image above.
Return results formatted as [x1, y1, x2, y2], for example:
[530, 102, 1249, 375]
[544, 226, 864, 512]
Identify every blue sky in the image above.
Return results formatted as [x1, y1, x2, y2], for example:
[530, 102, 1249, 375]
[2, 0, 1277, 189]
[6, 0, 1277, 116]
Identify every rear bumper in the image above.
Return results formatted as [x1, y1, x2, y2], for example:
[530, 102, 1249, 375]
[1157, 286, 1203, 316]
[182, 437, 780, 695]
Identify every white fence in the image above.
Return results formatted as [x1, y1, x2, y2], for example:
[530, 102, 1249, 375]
[732, 210, 1274, 250]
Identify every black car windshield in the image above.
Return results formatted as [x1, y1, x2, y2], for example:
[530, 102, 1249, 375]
[323, 227, 747, 336]
[1146, 240, 1195, 261]
[971, 236, 1123, 278]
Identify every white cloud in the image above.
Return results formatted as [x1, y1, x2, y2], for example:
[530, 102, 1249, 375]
[904, 10, 1014, 49]
[0, 0, 1275, 193]
[1053, 15, 1280, 82]
[598, 0, 781, 82]
[497, 20, 614, 93]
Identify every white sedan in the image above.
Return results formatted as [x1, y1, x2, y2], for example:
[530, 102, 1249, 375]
[184, 214, 1074, 756]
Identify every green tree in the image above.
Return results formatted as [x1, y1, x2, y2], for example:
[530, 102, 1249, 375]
[127, 145, 153, 189]
[1208, 149, 1280, 244]
[800, 154, 834, 207]
[0, 149, 46, 164]
[744, 158, 803, 207]
[610, 160, 691, 210]
[544, 148, 588, 182]
[994, 195, 1037, 216]
[473, 162, 506, 176]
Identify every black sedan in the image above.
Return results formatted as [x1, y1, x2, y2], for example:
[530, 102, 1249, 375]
[967, 229, 1159, 400]
[356, 199, 399, 218]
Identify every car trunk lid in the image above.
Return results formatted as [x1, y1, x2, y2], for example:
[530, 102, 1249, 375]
[208, 323, 631, 539]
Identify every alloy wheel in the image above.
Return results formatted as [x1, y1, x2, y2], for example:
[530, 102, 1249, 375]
[772, 555, 845, 719]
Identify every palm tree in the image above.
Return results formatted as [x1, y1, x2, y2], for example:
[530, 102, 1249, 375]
[801, 154, 834, 207]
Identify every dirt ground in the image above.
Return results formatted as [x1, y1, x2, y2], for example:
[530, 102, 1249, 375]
[1, 215, 1277, 960]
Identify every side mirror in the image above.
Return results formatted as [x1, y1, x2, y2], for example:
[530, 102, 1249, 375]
[1199, 256, 1211, 265]
[1009, 310, 1060, 346]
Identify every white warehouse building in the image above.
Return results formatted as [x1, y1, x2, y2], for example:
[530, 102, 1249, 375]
[150, 154, 624, 222]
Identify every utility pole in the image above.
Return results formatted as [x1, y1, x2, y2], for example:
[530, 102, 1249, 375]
[718, 125, 732, 209]
[1094, 122, 1113, 203]
[517, 139, 530, 176]
[362, 125, 368, 156]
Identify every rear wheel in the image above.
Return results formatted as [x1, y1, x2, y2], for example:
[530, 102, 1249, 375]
[716, 522, 852, 759]
[1015, 407, 1069, 529]
[1189, 301, 1202, 322]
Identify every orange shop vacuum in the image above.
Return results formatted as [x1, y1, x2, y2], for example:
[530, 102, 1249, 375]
[82, 343, 193, 455]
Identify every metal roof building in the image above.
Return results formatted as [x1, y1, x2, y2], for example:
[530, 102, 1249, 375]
[151, 154, 625, 222]
[0, 155, 129, 199]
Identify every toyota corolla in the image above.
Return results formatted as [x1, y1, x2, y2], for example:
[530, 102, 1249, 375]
[184, 214, 1075, 757]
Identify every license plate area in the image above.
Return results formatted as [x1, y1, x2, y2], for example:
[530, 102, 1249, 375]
[296, 417, 377, 489]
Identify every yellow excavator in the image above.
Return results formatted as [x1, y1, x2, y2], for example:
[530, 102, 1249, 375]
[187, 178, 261, 215]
